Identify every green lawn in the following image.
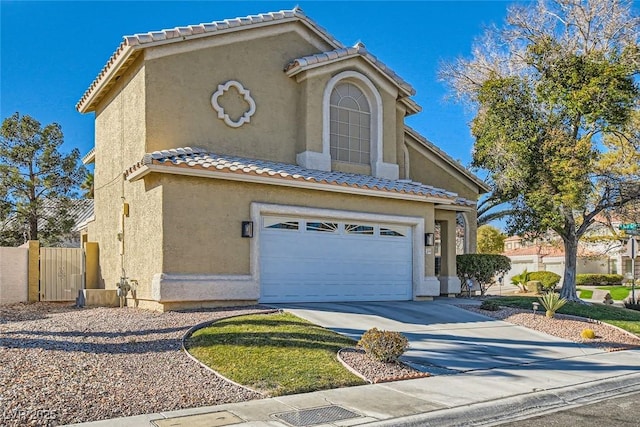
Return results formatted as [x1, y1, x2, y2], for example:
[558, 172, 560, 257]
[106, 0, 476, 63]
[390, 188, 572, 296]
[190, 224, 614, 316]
[578, 286, 631, 300]
[578, 288, 593, 299]
[185, 312, 366, 396]
[491, 296, 640, 337]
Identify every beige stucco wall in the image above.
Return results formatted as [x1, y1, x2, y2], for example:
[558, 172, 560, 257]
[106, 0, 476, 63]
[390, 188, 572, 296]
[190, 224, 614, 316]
[160, 176, 435, 275]
[91, 57, 163, 293]
[93, 174, 442, 307]
[144, 28, 327, 163]
[405, 139, 479, 201]
[0, 247, 28, 304]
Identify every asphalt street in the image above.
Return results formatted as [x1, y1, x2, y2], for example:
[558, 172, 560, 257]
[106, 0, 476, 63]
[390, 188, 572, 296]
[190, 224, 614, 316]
[499, 390, 640, 426]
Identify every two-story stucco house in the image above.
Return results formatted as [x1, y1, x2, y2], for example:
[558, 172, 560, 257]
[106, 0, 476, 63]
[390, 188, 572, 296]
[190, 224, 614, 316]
[77, 8, 489, 311]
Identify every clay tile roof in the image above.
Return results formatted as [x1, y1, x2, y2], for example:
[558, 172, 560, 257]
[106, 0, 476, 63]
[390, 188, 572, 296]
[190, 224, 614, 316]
[125, 147, 473, 204]
[77, 8, 344, 113]
[284, 43, 416, 97]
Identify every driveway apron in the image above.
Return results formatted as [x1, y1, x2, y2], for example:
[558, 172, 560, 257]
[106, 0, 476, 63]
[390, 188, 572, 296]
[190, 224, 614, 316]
[273, 301, 604, 374]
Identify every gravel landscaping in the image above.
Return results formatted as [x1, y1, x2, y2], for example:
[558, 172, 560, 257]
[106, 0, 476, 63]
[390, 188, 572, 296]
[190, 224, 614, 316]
[460, 305, 640, 352]
[338, 348, 429, 383]
[3, 301, 639, 426]
[0, 303, 268, 426]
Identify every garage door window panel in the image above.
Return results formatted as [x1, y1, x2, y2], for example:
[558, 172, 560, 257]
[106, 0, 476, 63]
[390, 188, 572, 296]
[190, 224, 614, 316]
[263, 217, 300, 231]
[306, 222, 338, 233]
[345, 224, 374, 235]
[380, 226, 407, 237]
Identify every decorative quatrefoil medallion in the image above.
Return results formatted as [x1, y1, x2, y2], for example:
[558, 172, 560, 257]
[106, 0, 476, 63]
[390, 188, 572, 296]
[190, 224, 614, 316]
[210, 80, 256, 128]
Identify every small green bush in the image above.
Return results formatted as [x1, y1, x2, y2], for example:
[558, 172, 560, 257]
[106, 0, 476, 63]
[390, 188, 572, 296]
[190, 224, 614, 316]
[358, 328, 409, 363]
[480, 300, 501, 311]
[528, 271, 561, 292]
[576, 274, 624, 286]
[580, 329, 596, 339]
[538, 292, 567, 318]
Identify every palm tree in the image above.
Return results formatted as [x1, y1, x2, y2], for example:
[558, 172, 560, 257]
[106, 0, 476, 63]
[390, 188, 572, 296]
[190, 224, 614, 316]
[477, 194, 516, 227]
[81, 172, 94, 199]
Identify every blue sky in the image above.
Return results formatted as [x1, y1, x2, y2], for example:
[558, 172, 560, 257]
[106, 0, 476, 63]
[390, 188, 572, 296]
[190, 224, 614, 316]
[1, 1, 514, 171]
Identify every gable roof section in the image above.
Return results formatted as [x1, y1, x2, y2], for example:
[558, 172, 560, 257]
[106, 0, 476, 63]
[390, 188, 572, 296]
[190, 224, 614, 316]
[125, 147, 475, 206]
[77, 8, 343, 113]
[404, 125, 491, 193]
[285, 43, 420, 115]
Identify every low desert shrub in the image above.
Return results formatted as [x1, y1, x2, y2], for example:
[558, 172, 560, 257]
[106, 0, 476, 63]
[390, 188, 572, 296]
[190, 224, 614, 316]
[528, 271, 561, 292]
[358, 328, 409, 363]
[538, 292, 567, 318]
[480, 300, 501, 311]
[576, 274, 624, 286]
[580, 329, 596, 339]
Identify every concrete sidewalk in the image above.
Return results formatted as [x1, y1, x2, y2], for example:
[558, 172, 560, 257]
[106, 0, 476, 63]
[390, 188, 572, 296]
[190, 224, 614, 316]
[71, 349, 640, 427]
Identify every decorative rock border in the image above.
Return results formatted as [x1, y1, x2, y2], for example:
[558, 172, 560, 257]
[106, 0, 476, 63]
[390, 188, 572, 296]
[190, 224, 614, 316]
[337, 347, 430, 384]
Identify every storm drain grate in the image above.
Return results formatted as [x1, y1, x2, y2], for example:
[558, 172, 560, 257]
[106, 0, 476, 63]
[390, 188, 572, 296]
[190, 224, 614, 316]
[273, 405, 360, 426]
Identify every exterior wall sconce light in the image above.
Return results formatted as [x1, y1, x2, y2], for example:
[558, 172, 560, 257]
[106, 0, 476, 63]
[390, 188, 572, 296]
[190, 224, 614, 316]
[425, 233, 435, 247]
[241, 221, 254, 238]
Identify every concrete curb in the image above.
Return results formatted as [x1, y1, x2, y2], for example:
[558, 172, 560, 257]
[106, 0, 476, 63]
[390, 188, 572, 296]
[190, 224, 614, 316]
[366, 372, 640, 426]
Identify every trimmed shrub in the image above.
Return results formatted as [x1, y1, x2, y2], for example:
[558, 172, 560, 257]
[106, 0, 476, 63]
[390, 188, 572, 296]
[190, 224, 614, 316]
[528, 271, 561, 292]
[580, 329, 596, 339]
[480, 300, 501, 311]
[358, 328, 409, 363]
[456, 254, 511, 296]
[576, 274, 624, 286]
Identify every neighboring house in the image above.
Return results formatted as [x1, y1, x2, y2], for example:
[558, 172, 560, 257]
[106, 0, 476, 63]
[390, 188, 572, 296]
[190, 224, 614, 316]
[1, 199, 94, 248]
[503, 218, 637, 282]
[77, 8, 489, 311]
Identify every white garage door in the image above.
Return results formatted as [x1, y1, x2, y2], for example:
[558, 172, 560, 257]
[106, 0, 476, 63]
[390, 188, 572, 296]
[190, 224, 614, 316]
[260, 216, 412, 303]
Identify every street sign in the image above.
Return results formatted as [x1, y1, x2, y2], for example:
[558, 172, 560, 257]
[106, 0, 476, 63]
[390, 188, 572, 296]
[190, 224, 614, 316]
[626, 238, 638, 259]
[619, 223, 640, 231]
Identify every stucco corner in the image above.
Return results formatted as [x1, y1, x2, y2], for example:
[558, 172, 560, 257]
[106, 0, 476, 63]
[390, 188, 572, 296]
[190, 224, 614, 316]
[373, 161, 399, 180]
[414, 276, 440, 298]
[439, 276, 462, 295]
[296, 150, 331, 171]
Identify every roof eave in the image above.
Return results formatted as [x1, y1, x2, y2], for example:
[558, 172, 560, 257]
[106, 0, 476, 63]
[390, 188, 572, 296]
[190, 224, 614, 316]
[77, 9, 345, 113]
[82, 148, 96, 165]
[77, 44, 138, 113]
[127, 163, 455, 205]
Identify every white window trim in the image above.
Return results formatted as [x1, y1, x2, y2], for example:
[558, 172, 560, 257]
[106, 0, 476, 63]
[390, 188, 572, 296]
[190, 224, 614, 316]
[297, 70, 399, 179]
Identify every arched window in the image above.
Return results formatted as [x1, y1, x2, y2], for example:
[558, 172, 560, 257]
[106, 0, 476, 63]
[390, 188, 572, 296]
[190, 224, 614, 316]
[329, 82, 371, 164]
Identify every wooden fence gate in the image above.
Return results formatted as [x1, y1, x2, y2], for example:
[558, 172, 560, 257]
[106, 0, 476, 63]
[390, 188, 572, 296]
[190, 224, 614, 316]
[39, 247, 85, 301]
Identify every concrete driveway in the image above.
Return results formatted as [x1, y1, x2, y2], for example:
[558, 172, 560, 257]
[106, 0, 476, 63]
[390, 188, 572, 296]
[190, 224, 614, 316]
[273, 300, 604, 374]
